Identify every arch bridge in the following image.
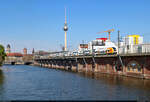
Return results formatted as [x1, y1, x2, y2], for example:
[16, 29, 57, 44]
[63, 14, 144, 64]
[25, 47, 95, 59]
[34, 53, 150, 79]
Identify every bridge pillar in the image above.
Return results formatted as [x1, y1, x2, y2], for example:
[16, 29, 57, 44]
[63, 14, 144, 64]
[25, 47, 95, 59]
[62, 61, 66, 70]
[47, 61, 50, 68]
[56, 61, 59, 69]
[57, 61, 62, 69]
[52, 63, 56, 69]
[43, 63, 46, 67]
[58, 61, 62, 69]
[46, 61, 49, 67]
[71, 61, 78, 72]
[64, 62, 69, 70]
[60, 61, 64, 70]
[67, 61, 72, 71]
[51, 63, 54, 68]
[94, 63, 98, 73]
[52, 61, 56, 69]
[49, 61, 52, 68]
[37, 61, 40, 66]
[86, 63, 92, 73]
[44, 62, 47, 68]
[55, 62, 58, 69]
[78, 63, 85, 73]
[49, 63, 52, 68]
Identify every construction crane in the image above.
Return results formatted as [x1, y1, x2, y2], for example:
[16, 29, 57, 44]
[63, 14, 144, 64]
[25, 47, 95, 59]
[97, 29, 114, 41]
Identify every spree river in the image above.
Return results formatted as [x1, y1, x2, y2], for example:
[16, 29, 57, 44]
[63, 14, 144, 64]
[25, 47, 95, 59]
[0, 65, 150, 101]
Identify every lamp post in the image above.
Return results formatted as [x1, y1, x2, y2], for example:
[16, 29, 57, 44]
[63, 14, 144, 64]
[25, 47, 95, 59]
[118, 30, 120, 54]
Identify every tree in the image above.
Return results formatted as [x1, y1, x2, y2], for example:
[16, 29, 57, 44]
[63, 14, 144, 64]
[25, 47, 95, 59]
[0, 45, 6, 66]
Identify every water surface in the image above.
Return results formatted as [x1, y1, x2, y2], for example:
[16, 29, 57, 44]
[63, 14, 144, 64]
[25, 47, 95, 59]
[0, 65, 150, 101]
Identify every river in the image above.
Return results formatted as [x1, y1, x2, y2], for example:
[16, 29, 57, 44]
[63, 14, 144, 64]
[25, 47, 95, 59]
[0, 65, 150, 101]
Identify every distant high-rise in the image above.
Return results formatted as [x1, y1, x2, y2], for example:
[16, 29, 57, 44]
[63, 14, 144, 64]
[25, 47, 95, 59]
[6, 44, 11, 54]
[23, 48, 27, 55]
[32, 48, 35, 54]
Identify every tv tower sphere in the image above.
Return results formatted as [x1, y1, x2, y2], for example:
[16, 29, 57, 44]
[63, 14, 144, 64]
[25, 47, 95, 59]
[63, 23, 68, 31]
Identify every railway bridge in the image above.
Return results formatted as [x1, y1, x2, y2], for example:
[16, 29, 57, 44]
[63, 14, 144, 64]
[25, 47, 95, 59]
[34, 53, 150, 79]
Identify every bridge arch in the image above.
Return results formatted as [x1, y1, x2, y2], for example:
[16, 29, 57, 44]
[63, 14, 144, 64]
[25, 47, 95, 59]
[127, 60, 142, 73]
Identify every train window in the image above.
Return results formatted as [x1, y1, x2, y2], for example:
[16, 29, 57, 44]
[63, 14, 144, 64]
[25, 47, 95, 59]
[112, 47, 116, 51]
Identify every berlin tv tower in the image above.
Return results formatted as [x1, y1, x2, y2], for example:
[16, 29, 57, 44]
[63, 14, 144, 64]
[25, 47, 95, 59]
[63, 7, 68, 51]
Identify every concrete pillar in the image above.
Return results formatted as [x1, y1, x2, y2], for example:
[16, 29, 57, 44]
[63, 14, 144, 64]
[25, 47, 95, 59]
[52, 64, 54, 68]
[78, 63, 84, 72]
[94, 63, 98, 73]
[65, 63, 69, 70]
[72, 65, 77, 72]
[122, 65, 127, 75]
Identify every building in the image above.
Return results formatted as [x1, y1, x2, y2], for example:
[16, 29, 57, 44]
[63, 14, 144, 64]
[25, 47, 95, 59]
[23, 48, 27, 55]
[6, 44, 11, 54]
[124, 35, 143, 45]
[4, 45, 34, 65]
[119, 35, 145, 54]
[78, 44, 88, 52]
[32, 48, 35, 54]
[5, 52, 23, 64]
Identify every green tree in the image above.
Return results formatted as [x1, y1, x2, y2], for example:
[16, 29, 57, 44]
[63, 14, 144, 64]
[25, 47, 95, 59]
[0, 45, 6, 66]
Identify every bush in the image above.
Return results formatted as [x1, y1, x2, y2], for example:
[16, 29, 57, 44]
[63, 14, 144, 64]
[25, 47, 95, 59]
[0, 45, 6, 66]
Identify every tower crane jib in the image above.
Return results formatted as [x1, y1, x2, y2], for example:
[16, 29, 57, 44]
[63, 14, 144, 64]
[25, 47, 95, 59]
[97, 29, 114, 41]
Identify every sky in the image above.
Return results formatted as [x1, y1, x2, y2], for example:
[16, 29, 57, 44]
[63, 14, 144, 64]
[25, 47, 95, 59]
[0, 0, 150, 53]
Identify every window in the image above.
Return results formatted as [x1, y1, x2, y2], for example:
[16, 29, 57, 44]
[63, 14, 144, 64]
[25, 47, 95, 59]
[128, 66, 130, 71]
[127, 61, 141, 73]
[127, 45, 129, 50]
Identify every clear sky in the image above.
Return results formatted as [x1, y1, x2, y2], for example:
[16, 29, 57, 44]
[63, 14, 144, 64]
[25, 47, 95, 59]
[0, 0, 150, 53]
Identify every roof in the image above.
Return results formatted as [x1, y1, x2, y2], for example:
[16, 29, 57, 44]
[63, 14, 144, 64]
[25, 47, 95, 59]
[7, 44, 10, 48]
[96, 38, 108, 41]
[7, 53, 23, 57]
[23, 54, 33, 56]
[23, 48, 27, 50]
[128, 35, 140, 37]
[79, 44, 88, 48]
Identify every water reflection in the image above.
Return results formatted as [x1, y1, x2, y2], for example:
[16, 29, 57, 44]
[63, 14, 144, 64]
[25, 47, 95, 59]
[0, 69, 4, 85]
[78, 72, 150, 101]
[0, 69, 4, 98]
[79, 72, 150, 91]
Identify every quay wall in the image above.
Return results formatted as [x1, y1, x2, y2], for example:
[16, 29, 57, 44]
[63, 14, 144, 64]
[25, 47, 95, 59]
[34, 54, 150, 79]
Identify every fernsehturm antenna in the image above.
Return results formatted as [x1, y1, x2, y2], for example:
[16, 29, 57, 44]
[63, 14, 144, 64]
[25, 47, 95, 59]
[65, 7, 67, 24]
[63, 7, 68, 51]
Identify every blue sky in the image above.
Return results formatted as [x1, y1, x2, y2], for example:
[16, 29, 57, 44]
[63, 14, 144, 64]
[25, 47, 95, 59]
[0, 0, 150, 53]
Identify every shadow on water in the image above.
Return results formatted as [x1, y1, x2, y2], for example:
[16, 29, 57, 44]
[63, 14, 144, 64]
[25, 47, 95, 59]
[78, 72, 150, 91]
[0, 69, 4, 96]
[0, 69, 4, 85]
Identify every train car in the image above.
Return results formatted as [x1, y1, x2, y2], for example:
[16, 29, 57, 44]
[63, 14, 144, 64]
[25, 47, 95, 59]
[88, 38, 118, 55]
[106, 47, 117, 54]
